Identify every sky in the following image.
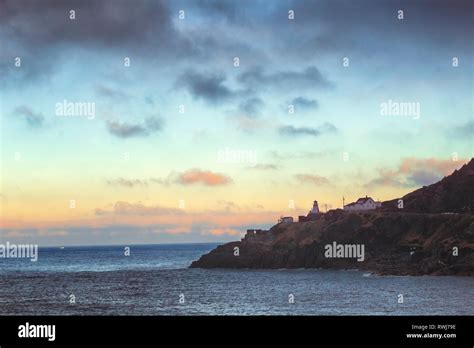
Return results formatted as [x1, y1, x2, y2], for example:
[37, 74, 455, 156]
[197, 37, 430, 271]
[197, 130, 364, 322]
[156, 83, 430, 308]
[0, 0, 473, 246]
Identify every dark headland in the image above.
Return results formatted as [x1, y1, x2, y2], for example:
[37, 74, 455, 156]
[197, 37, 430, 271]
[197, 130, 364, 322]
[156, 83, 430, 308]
[191, 159, 474, 276]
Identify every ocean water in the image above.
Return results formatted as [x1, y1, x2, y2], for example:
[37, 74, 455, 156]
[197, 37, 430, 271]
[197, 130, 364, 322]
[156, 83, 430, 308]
[0, 243, 473, 315]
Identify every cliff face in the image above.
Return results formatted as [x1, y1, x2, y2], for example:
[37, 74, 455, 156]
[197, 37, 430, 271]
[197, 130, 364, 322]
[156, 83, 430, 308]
[191, 159, 474, 275]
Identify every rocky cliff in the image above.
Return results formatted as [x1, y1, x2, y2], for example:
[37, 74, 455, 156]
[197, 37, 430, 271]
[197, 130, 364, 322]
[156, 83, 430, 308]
[191, 159, 474, 276]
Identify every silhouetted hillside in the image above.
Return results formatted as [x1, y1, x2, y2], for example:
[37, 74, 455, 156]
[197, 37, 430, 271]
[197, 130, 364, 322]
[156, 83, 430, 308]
[382, 159, 474, 213]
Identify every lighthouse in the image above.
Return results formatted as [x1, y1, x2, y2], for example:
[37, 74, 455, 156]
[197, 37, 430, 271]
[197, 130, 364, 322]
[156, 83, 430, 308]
[311, 200, 319, 215]
[298, 199, 321, 222]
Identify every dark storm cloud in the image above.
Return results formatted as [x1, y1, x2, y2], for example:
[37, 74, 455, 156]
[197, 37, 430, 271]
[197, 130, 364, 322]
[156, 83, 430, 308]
[283, 0, 473, 58]
[106, 116, 164, 138]
[190, 0, 239, 21]
[279, 123, 338, 137]
[279, 126, 319, 137]
[289, 97, 319, 111]
[0, 0, 195, 84]
[0, 53, 56, 86]
[0, 0, 179, 49]
[180, 0, 473, 62]
[107, 121, 147, 138]
[176, 71, 248, 104]
[13, 105, 44, 127]
[2, 0, 471, 88]
[238, 66, 333, 91]
[96, 85, 131, 100]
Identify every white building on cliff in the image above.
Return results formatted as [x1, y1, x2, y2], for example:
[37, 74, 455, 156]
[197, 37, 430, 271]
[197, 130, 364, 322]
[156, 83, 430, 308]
[343, 196, 381, 211]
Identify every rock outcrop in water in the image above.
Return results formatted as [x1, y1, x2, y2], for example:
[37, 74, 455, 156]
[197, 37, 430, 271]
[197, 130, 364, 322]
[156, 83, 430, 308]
[191, 159, 474, 276]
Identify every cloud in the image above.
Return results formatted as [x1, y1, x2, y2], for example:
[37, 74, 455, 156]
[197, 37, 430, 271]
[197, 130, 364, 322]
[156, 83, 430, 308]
[230, 114, 269, 132]
[105, 177, 169, 187]
[106, 116, 163, 138]
[216, 200, 241, 212]
[270, 149, 338, 160]
[279, 126, 319, 137]
[212, 200, 265, 214]
[105, 178, 148, 188]
[279, 122, 337, 137]
[269, 0, 473, 63]
[144, 95, 155, 106]
[203, 227, 241, 236]
[238, 97, 264, 117]
[295, 174, 331, 186]
[238, 66, 333, 91]
[448, 120, 473, 138]
[96, 85, 131, 100]
[105, 169, 233, 188]
[106, 121, 147, 138]
[289, 97, 319, 111]
[37, 229, 69, 237]
[176, 70, 238, 104]
[95, 201, 183, 216]
[0, 0, 199, 85]
[365, 157, 468, 188]
[189, 0, 240, 22]
[2, 201, 297, 244]
[13, 105, 44, 127]
[0, 0, 191, 54]
[2, 0, 471, 89]
[89, 200, 279, 230]
[399, 157, 466, 186]
[177, 169, 232, 186]
[248, 164, 279, 170]
[364, 168, 407, 188]
[1, 0, 161, 43]
[144, 117, 164, 131]
[407, 170, 441, 187]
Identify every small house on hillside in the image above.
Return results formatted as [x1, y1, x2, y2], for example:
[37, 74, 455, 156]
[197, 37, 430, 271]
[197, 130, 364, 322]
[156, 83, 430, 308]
[343, 196, 381, 211]
[244, 229, 265, 240]
[278, 216, 294, 223]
